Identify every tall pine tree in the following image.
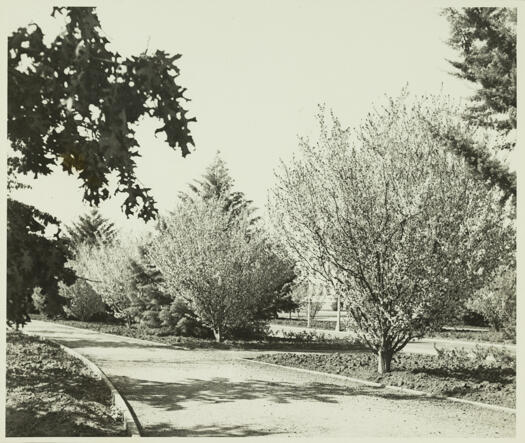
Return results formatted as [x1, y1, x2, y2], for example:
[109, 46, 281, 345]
[66, 209, 117, 249]
[179, 152, 259, 224]
[444, 7, 516, 137]
[439, 7, 516, 202]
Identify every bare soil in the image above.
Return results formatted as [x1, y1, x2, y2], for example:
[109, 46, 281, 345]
[254, 351, 515, 408]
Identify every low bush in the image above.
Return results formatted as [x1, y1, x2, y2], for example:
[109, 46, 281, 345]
[229, 320, 270, 340]
[272, 318, 346, 331]
[434, 345, 516, 370]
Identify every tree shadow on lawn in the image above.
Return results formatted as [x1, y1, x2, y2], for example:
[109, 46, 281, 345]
[7, 364, 113, 406]
[6, 406, 125, 437]
[6, 359, 123, 437]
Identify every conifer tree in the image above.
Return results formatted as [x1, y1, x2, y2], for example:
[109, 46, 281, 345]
[438, 7, 516, 202]
[444, 7, 516, 136]
[442, 7, 516, 333]
[179, 152, 259, 224]
[66, 209, 117, 249]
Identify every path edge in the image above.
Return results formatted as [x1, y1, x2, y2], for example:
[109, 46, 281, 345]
[241, 358, 516, 415]
[23, 331, 142, 437]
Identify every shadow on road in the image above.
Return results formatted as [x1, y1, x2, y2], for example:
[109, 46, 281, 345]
[111, 374, 444, 436]
[144, 422, 276, 437]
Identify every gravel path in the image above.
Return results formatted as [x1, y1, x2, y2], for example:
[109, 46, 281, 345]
[23, 320, 515, 437]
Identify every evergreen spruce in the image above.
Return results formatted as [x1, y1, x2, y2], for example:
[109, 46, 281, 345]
[440, 7, 516, 202]
[444, 7, 516, 136]
[66, 209, 117, 248]
[179, 152, 259, 224]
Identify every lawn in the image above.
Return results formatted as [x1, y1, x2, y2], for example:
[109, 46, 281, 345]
[5, 331, 126, 437]
[271, 318, 514, 344]
[254, 348, 516, 408]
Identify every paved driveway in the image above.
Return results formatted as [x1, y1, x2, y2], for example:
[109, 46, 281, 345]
[23, 321, 515, 437]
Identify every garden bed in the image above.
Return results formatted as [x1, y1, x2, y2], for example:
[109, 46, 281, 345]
[6, 331, 125, 437]
[254, 348, 515, 408]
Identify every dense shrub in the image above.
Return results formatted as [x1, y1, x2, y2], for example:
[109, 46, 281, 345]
[155, 300, 213, 338]
[31, 286, 67, 319]
[146, 197, 295, 342]
[140, 310, 162, 329]
[60, 280, 106, 322]
[229, 321, 270, 340]
[31, 287, 46, 315]
[461, 309, 488, 327]
[466, 264, 515, 335]
[330, 299, 344, 311]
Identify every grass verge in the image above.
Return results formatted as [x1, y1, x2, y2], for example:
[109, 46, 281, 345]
[6, 330, 126, 437]
[426, 329, 514, 344]
[254, 349, 515, 408]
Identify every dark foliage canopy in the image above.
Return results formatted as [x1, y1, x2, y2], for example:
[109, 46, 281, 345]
[441, 7, 516, 202]
[7, 199, 76, 327]
[8, 7, 195, 222]
[444, 7, 516, 137]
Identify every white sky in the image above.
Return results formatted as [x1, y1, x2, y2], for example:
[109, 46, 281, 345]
[6, 0, 479, 233]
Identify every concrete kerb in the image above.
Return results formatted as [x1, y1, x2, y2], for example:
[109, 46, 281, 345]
[23, 331, 142, 437]
[241, 358, 516, 415]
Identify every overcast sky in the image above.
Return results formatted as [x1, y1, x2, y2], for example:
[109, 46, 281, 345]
[7, 0, 476, 233]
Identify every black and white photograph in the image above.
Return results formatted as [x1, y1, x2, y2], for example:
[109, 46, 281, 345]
[3, 0, 521, 439]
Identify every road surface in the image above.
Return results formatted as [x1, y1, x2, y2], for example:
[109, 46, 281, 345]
[21, 320, 514, 437]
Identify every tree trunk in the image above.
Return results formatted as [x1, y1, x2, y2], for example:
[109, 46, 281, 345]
[377, 349, 393, 374]
[335, 293, 341, 332]
[213, 328, 222, 343]
[307, 296, 311, 328]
